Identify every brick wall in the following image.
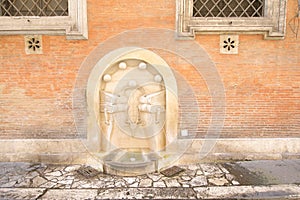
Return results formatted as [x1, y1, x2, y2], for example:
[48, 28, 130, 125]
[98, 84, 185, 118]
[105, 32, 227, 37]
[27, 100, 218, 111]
[0, 0, 299, 139]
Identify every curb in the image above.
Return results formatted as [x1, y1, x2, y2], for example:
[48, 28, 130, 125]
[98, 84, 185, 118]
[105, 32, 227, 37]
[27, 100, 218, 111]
[0, 184, 299, 199]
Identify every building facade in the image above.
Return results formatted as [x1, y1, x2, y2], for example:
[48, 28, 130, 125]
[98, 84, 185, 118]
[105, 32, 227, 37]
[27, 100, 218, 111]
[0, 0, 299, 173]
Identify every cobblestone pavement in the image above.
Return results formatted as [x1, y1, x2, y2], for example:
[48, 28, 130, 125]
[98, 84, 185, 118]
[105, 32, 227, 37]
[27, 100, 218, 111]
[0, 161, 299, 199]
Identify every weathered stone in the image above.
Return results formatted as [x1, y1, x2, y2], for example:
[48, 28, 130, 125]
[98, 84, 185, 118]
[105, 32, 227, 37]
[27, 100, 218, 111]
[25, 171, 39, 179]
[97, 188, 144, 199]
[64, 165, 81, 172]
[40, 189, 98, 199]
[188, 164, 199, 171]
[208, 177, 229, 186]
[106, 183, 115, 188]
[129, 182, 139, 187]
[148, 173, 161, 182]
[139, 178, 152, 187]
[218, 164, 230, 174]
[0, 180, 17, 188]
[45, 171, 62, 177]
[31, 176, 47, 187]
[47, 178, 58, 183]
[76, 179, 106, 189]
[78, 183, 96, 189]
[64, 175, 75, 180]
[200, 164, 223, 176]
[52, 183, 67, 189]
[0, 188, 45, 200]
[232, 180, 240, 185]
[71, 180, 87, 189]
[57, 179, 73, 185]
[190, 176, 208, 187]
[165, 179, 181, 187]
[99, 176, 114, 182]
[26, 164, 43, 172]
[196, 170, 203, 175]
[124, 177, 136, 184]
[184, 170, 197, 177]
[154, 188, 196, 199]
[181, 175, 192, 181]
[194, 185, 300, 200]
[115, 181, 126, 187]
[39, 181, 57, 188]
[96, 188, 197, 199]
[225, 173, 236, 181]
[14, 178, 32, 187]
[153, 181, 166, 188]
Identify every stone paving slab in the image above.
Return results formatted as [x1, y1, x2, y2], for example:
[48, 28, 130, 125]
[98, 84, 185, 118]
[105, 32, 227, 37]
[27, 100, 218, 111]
[0, 160, 299, 199]
[1, 185, 299, 200]
[194, 184, 300, 200]
[0, 162, 241, 189]
[96, 188, 197, 199]
[39, 189, 98, 200]
[0, 188, 45, 200]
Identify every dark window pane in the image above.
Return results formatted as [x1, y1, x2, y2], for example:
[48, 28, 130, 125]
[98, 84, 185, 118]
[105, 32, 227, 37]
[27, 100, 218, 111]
[0, 0, 68, 17]
[193, 0, 264, 17]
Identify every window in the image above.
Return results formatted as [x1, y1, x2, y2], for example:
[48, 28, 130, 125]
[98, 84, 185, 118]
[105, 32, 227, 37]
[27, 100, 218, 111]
[0, 0, 88, 39]
[0, 0, 68, 16]
[176, 0, 287, 39]
[193, 0, 264, 17]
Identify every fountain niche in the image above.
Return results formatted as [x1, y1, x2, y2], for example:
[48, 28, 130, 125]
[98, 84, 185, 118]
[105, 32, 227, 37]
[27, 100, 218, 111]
[86, 48, 178, 176]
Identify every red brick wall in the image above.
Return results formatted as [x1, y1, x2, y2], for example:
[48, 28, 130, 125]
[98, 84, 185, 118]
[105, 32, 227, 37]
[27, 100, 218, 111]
[0, 0, 299, 139]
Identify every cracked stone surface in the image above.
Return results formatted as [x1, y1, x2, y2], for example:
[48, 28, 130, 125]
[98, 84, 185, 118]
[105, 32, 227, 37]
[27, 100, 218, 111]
[139, 178, 152, 187]
[39, 189, 97, 200]
[200, 164, 223, 176]
[190, 176, 208, 187]
[208, 177, 229, 186]
[153, 181, 166, 187]
[0, 162, 242, 191]
[165, 179, 181, 187]
[0, 161, 298, 199]
[0, 188, 45, 200]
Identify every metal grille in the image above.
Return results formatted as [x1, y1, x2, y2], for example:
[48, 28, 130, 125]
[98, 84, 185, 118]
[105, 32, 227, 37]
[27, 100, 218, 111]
[193, 0, 264, 17]
[0, 0, 68, 16]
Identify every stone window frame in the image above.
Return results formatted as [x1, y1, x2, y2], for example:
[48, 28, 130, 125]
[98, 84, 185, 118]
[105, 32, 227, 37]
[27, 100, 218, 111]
[0, 0, 88, 40]
[176, 0, 287, 39]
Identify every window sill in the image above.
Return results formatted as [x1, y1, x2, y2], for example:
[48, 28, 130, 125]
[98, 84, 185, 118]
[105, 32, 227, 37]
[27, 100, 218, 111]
[176, 0, 287, 40]
[0, 0, 88, 40]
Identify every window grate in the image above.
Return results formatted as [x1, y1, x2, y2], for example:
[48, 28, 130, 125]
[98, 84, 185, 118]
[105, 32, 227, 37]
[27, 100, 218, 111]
[193, 0, 264, 17]
[0, 0, 68, 16]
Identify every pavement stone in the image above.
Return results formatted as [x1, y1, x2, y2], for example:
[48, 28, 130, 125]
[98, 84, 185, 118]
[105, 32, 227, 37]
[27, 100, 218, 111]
[165, 179, 181, 187]
[39, 189, 97, 200]
[181, 175, 192, 181]
[96, 188, 197, 199]
[31, 176, 47, 187]
[153, 181, 166, 187]
[194, 184, 300, 199]
[0, 188, 45, 200]
[232, 180, 240, 185]
[0, 160, 299, 199]
[200, 163, 224, 176]
[124, 177, 137, 184]
[139, 178, 152, 187]
[45, 171, 63, 177]
[147, 173, 162, 182]
[208, 177, 229, 186]
[190, 175, 208, 187]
